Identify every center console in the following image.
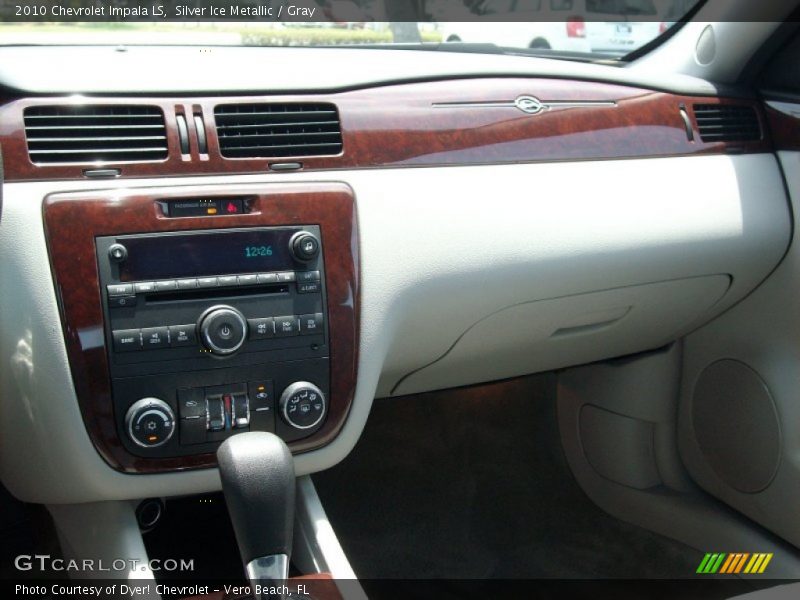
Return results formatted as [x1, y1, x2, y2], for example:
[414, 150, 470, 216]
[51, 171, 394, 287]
[43, 183, 358, 473]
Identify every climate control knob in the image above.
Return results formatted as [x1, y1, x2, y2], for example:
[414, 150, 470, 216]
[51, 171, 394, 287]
[125, 398, 176, 449]
[279, 382, 327, 430]
[290, 231, 320, 263]
[198, 305, 248, 356]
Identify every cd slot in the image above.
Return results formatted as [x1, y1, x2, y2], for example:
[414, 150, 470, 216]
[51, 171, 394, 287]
[145, 284, 289, 304]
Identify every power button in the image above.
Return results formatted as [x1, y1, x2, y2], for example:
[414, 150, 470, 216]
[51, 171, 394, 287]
[198, 305, 248, 356]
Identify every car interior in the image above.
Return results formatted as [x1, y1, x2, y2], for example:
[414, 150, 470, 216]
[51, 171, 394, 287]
[2, 1, 800, 598]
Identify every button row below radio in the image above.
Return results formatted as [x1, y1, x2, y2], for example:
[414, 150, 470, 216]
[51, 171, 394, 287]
[248, 313, 323, 340]
[112, 324, 197, 352]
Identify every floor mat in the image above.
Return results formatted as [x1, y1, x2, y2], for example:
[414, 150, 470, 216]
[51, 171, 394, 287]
[0, 484, 62, 581]
[313, 374, 703, 579]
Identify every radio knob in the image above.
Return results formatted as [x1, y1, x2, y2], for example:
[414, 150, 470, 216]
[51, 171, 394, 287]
[108, 243, 128, 263]
[290, 232, 320, 262]
[125, 398, 175, 449]
[198, 305, 248, 356]
[279, 382, 327, 430]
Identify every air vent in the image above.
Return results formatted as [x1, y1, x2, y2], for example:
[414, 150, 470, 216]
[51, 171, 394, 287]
[215, 103, 343, 158]
[24, 105, 168, 164]
[693, 104, 761, 143]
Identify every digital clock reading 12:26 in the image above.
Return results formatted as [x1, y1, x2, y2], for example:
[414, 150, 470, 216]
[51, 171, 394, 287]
[244, 245, 273, 258]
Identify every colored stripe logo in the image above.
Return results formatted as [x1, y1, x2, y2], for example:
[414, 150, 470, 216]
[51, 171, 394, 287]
[697, 553, 773, 574]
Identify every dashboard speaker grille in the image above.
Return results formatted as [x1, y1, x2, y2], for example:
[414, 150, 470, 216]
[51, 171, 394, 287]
[693, 104, 761, 143]
[214, 103, 343, 158]
[692, 359, 780, 493]
[24, 105, 168, 164]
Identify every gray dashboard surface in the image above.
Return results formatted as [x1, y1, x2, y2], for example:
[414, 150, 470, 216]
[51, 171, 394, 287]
[0, 154, 791, 504]
[0, 45, 720, 95]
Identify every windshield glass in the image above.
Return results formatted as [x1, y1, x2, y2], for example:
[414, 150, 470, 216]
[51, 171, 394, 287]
[0, 0, 703, 60]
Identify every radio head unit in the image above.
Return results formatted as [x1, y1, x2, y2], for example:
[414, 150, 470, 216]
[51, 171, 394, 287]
[96, 225, 330, 458]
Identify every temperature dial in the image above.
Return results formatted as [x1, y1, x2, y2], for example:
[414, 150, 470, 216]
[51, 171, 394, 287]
[125, 398, 176, 449]
[279, 382, 327, 430]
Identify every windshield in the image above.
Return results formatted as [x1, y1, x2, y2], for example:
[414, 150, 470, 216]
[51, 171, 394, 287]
[0, 0, 703, 60]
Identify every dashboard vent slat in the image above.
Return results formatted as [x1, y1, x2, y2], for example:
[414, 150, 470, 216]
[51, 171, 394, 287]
[23, 105, 168, 164]
[215, 103, 343, 158]
[693, 104, 761, 143]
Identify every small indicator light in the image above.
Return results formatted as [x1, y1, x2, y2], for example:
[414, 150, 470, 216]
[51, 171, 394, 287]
[257, 385, 265, 391]
[147, 435, 158, 442]
[207, 207, 218, 215]
[226, 202, 238, 214]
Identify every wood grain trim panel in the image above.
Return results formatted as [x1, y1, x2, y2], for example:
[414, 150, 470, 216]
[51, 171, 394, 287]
[1, 78, 771, 181]
[765, 101, 800, 151]
[43, 184, 359, 474]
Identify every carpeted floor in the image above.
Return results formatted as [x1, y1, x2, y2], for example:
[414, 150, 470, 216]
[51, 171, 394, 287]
[313, 374, 703, 579]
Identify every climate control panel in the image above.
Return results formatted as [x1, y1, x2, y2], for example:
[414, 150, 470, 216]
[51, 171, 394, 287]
[114, 361, 330, 457]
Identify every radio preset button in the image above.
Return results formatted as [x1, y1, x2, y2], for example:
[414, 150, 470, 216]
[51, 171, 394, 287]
[154, 280, 178, 292]
[107, 283, 134, 297]
[248, 317, 275, 340]
[218, 275, 238, 287]
[197, 277, 218, 288]
[297, 281, 321, 294]
[134, 281, 156, 294]
[296, 270, 321, 283]
[141, 326, 169, 349]
[238, 274, 258, 286]
[257, 273, 278, 284]
[169, 324, 197, 347]
[113, 329, 142, 352]
[275, 316, 300, 337]
[198, 306, 248, 355]
[109, 295, 137, 309]
[300, 313, 324, 335]
[277, 271, 296, 283]
[176, 278, 198, 290]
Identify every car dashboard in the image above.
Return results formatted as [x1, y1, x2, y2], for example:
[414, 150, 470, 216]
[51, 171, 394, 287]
[0, 45, 790, 511]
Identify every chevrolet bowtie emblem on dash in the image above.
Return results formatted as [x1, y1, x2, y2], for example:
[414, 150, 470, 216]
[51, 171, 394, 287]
[431, 95, 617, 114]
[514, 95, 546, 114]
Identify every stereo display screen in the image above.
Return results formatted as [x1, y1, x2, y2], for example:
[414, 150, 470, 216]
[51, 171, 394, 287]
[116, 228, 299, 281]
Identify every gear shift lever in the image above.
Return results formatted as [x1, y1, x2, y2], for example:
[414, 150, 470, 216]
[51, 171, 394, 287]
[217, 432, 295, 599]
